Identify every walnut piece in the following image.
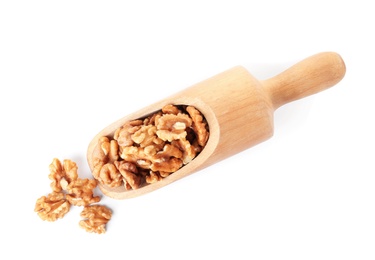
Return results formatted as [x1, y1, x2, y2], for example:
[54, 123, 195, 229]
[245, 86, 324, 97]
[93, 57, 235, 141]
[91, 136, 119, 180]
[34, 192, 70, 221]
[115, 161, 143, 190]
[172, 139, 197, 164]
[145, 171, 162, 184]
[91, 104, 209, 190]
[79, 205, 112, 234]
[155, 113, 192, 142]
[186, 106, 209, 147]
[114, 120, 143, 147]
[98, 163, 123, 187]
[66, 178, 101, 206]
[49, 158, 78, 192]
[162, 104, 181, 115]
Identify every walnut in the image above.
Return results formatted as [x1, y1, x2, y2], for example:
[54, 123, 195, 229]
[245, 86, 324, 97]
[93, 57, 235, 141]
[115, 161, 143, 190]
[91, 137, 123, 187]
[79, 205, 112, 234]
[186, 106, 209, 147]
[63, 159, 79, 183]
[172, 139, 197, 164]
[155, 113, 192, 142]
[151, 157, 183, 173]
[144, 145, 158, 157]
[145, 171, 162, 184]
[107, 140, 120, 162]
[114, 120, 143, 147]
[143, 111, 163, 125]
[98, 163, 123, 187]
[119, 146, 154, 169]
[131, 124, 163, 148]
[154, 144, 183, 161]
[92, 159, 104, 180]
[65, 179, 101, 206]
[48, 158, 78, 192]
[159, 171, 171, 178]
[91, 136, 112, 179]
[162, 104, 181, 115]
[34, 192, 70, 222]
[97, 136, 119, 163]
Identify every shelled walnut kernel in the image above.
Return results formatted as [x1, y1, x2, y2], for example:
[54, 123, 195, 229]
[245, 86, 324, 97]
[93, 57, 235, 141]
[92, 104, 209, 190]
[79, 205, 112, 234]
[35, 192, 70, 222]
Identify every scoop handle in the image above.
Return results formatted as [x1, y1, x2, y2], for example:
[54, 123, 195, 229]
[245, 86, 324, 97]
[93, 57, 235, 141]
[263, 52, 346, 110]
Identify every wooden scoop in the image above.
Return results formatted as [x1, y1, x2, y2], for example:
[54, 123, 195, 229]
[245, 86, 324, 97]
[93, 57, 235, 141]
[87, 52, 346, 199]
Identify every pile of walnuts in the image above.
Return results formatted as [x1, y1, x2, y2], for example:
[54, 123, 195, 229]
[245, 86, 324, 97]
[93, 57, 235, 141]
[91, 104, 209, 190]
[34, 158, 111, 234]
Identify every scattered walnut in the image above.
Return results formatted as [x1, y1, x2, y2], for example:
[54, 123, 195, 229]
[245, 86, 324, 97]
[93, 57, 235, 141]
[91, 104, 209, 190]
[34, 192, 70, 222]
[48, 158, 78, 192]
[79, 205, 112, 234]
[65, 178, 101, 206]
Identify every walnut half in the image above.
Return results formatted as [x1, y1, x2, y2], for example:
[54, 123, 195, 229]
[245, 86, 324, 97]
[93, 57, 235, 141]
[79, 205, 112, 234]
[34, 192, 70, 222]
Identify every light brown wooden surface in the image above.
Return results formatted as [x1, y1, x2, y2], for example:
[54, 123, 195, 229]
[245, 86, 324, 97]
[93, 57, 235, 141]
[87, 52, 346, 199]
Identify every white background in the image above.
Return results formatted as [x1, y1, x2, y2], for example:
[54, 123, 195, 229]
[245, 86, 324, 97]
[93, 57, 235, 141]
[1, 1, 374, 259]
